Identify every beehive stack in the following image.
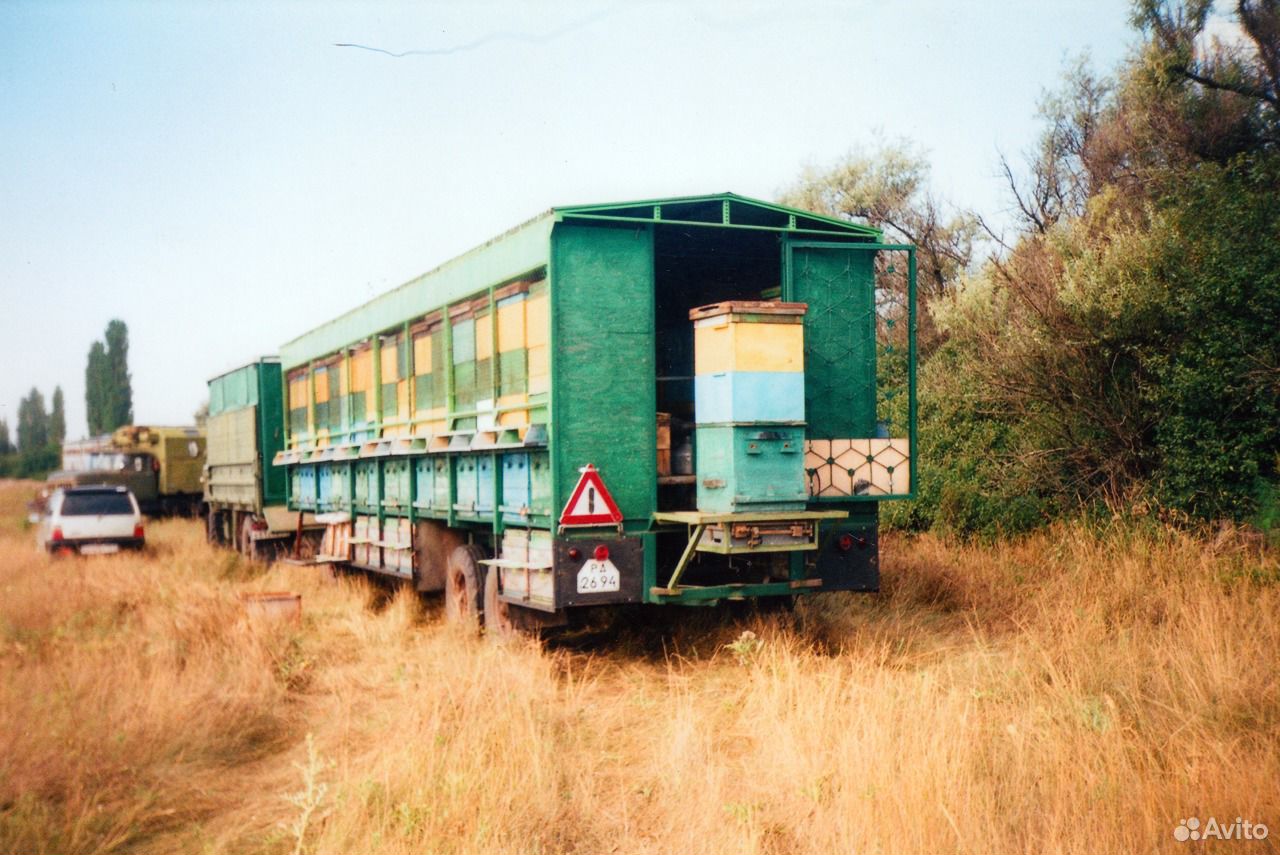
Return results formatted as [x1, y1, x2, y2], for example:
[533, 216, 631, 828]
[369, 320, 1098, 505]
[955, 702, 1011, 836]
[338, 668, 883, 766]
[690, 301, 808, 513]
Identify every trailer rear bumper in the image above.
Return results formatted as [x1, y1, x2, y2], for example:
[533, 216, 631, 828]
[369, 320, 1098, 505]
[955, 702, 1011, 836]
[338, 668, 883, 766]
[646, 509, 869, 605]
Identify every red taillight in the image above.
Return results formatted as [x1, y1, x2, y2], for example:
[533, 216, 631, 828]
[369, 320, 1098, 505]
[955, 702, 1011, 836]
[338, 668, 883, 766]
[568, 547, 581, 560]
[593, 545, 609, 562]
[837, 533, 855, 552]
[133, 524, 145, 539]
[51, 526, 64, 542]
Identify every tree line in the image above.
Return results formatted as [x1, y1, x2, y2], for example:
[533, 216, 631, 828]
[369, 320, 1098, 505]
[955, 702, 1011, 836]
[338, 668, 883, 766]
[0, 320, 134, 479]
[782, 0, 1279, 538]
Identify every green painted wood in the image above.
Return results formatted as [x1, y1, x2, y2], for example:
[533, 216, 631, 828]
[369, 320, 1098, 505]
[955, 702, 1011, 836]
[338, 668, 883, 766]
[555, 192, 881, 238]
[550, 222, 656, 525]
[650, 580, 812, 603]
[208, 362, 260, 417]
[207, 358, 285, 510]
[280, 214, 554, 370]
[498, 349, 527, 395]
[694, 424, 807, 512]
[786, 244, 878, 439]
[255, 359, 286, 505]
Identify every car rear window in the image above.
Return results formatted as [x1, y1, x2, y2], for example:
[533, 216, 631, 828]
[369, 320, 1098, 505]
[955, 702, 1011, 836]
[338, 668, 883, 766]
[61, 492, 134, 516]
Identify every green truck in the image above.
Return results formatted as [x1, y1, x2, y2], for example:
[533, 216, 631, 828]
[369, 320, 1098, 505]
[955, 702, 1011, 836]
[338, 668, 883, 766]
[49, 426, 206, 517]
[273, 193, 916, 634]
[204, 358, 321, 559]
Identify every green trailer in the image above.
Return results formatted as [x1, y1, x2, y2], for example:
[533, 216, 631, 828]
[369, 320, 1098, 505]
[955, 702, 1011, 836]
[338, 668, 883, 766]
[205, 358, 320, 558]
[276, 193, 916, 633]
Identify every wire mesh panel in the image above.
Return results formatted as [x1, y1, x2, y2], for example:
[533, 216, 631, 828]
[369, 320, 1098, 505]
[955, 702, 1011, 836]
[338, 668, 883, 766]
[786, 242, 916, 501]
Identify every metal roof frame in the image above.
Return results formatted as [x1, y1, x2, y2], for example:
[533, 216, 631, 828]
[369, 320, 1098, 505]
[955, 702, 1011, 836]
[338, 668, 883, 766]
[280, 193, 880, 369]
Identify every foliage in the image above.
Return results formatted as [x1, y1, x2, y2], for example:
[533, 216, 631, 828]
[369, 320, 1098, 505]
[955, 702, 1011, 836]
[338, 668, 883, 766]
[778, 138, 980, 354]
[85, 319, 133, 435]
[884, 3, 1280, 534]
[48, 387, 65, 446]
[882, 288, 1054, 538]
[0, 390, 60, 479]
[84, 340, 108, 436]
[16, 388, 49, 452]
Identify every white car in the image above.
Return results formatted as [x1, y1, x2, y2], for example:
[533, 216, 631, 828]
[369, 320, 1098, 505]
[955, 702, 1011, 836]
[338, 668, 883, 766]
[37, 485, 145, 555]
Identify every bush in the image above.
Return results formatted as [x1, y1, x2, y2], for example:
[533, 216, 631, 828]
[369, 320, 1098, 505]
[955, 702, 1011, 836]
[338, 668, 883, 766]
[892, 155, 1278, 537]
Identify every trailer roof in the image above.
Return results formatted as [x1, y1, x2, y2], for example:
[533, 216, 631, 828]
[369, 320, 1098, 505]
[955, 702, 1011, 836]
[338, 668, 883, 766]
[280, 193, 880, 369]
[555, 192, 882, 237]
[207, 356, 280, 385]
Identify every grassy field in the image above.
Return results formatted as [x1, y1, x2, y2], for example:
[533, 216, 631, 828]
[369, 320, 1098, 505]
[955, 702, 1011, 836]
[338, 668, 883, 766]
[0, 478, 1277, 854]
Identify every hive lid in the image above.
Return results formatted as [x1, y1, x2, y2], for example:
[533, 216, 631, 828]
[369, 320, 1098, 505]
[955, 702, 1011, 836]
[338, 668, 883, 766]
[688, 301, 808, 321]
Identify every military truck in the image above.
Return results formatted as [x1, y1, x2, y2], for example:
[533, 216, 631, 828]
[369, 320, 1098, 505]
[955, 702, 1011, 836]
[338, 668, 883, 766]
[47, 426, 206, 516]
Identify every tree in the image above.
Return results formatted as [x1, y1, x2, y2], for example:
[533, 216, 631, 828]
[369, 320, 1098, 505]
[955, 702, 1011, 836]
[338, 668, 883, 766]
[85, 340, 108, 435]
[85, 319, 133, 434]
[996, 56, 1122, 237]
[1134, 0, 1279, 136]
[894, 4, 1280, 533]
[49, 386, 66, 444]
[104, 319, 133, 430]
[17, 388, 49, 451]
[0, 419, 12, 455]
[777, 138, 980, 354]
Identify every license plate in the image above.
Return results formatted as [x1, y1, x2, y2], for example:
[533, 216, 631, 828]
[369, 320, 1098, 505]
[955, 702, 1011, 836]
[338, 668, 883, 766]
[79, 543, 120, 555]
[576, 558, 620, 594]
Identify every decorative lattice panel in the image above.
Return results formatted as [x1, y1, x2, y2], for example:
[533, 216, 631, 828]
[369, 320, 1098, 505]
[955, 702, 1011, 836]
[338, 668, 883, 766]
[790, 247, 876, 438]
[805, 438, 911, 498]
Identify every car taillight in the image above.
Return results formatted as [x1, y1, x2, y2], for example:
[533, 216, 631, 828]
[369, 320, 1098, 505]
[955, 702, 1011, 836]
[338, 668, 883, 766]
[51, 526, 64, 542]
[133, 524, 145, 539]
[593, 545, 609, 561]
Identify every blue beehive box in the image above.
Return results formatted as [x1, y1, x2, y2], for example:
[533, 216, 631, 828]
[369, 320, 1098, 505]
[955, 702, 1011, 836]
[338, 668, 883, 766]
[354, 460, 378, 511]
[298, 465, 317, 509]
[455, 456, 478, 513]
[502, 452, 531, 518]
[476, 455, 495, 512]
[693, 371, 805, 424]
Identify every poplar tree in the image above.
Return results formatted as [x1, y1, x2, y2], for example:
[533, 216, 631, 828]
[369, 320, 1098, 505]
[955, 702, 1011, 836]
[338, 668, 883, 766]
[50, 386, 66, 444]
[85, 319, 133, 434]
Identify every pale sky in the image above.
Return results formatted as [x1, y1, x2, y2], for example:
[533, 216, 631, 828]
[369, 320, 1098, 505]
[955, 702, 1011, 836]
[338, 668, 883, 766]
[0, 1, 1139, 440]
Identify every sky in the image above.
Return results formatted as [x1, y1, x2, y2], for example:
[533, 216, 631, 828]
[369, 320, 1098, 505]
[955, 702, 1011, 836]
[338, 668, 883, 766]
[0, 0, 1142, 441]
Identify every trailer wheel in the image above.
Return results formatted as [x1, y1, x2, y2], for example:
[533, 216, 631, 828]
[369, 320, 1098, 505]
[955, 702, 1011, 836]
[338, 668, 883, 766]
[445, 545, 485, 630]
[238, 515, 258, 561]
[483, 563, 518, 640]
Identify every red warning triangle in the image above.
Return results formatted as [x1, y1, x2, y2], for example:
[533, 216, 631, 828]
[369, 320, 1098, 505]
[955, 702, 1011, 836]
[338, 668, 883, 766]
[559, 463, 623, 526]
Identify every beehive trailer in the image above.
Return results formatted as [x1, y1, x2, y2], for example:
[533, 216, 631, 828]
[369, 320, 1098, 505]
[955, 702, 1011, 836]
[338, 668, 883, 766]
[205, 358, 325, 560]
[274, 193, 916, 632]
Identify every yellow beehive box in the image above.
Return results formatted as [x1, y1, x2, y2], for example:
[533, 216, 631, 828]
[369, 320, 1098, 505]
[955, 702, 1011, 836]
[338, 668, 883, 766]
[691, 301, 807, 375]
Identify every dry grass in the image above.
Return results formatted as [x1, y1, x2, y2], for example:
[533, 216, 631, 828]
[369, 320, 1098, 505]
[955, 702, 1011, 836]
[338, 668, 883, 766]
[0, 478, 1277, 854]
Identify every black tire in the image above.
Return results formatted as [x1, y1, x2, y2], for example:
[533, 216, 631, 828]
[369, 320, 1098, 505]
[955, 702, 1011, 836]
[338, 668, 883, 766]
[445, 544, 486, 630]
[483, 562, 519, 641]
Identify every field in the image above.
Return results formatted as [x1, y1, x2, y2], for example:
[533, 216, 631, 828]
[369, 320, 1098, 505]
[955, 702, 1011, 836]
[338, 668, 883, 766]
[1, 478, 1277, 855]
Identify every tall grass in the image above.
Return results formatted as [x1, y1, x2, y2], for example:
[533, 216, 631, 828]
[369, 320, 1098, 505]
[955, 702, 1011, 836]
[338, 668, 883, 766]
[0, 479, 1276, 854]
